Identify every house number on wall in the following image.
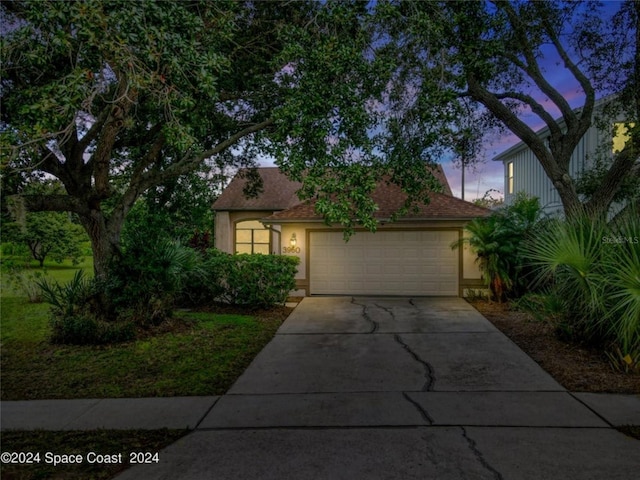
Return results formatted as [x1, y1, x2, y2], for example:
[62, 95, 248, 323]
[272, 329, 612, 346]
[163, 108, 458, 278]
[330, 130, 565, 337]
[282, 246, 301, 254]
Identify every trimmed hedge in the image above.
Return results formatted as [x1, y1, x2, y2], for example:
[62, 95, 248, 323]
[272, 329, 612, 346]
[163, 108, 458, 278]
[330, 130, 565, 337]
[202, 250, 299, 308]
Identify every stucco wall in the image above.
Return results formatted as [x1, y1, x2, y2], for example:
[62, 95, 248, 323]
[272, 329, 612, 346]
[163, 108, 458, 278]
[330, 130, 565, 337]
[218, 215, 484, 294]
[462, 241, 482, 280]
[214, 210, 280, 254]
[214, 211, 231, 253]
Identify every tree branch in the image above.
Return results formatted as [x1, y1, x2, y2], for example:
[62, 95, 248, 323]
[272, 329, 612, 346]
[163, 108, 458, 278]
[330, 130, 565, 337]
[585, 146, 639, 215]
[533, 2, 595, 121]
[499, 1, 578, 129]
[492, 90, 562, 138]
[134, 118, 274, 196]
[200, 118, 274, 161]
[9, 194, 86, 215]
[77, 107, 110, 154]
[91, 78, 135, 198]
[120, 133, 167, 213]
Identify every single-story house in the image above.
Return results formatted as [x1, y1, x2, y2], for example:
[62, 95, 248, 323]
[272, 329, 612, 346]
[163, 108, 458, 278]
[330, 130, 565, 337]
[213, 167, 490, 297]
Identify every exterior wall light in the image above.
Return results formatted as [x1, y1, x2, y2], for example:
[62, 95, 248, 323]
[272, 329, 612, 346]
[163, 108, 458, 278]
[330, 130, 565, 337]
[283, 233, 300, 254]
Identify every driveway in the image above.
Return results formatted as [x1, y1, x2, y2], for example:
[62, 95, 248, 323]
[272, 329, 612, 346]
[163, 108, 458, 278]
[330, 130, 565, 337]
[117, 297, 640, 480]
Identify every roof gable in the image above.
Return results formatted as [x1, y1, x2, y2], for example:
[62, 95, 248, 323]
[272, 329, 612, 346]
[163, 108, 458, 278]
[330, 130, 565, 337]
[212, 168, 302, 211]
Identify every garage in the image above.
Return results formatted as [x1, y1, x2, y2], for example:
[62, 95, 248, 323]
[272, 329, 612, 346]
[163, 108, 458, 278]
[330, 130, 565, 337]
[309, 230, 460, 296]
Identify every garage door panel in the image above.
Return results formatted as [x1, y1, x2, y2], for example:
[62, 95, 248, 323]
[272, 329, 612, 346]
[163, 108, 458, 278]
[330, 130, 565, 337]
[310, 231, 459, 296]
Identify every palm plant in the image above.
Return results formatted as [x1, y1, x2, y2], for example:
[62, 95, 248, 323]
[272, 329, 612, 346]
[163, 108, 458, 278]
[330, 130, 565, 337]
[105, 235, 205, 326]
[453, 216, 513, 302]
[523, 209, 640, 358]
[604, 213, 640, 355]
[452, 193, 542, 302]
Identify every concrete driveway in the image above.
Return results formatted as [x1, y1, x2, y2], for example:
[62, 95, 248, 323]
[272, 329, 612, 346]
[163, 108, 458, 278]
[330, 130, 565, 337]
[117, 297, 640, 480]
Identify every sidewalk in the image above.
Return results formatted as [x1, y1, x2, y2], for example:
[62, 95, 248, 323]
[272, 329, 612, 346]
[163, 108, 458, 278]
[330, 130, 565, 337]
[1, 391, 639, 431]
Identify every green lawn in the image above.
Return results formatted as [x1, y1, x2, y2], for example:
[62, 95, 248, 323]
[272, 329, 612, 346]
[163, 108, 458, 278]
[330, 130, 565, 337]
[0, 258, 288, 400]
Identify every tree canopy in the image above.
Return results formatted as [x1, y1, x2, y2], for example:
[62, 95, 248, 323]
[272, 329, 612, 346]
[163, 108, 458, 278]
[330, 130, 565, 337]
[1, 0, 444, 277]
[373, 0, 639, 216]
[1, 0, 637, 284]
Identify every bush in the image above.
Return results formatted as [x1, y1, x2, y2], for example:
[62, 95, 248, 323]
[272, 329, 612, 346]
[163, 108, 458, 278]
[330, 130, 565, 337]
[224, 254, 299, 308]
[191, 250, 298, 308]
[523, 209, 640, 358]
[105, 237, 204, 326]
[38, 270, 136, 345]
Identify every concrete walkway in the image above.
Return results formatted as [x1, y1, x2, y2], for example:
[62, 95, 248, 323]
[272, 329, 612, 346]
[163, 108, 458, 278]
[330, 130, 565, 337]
[2, 297, 639, 479]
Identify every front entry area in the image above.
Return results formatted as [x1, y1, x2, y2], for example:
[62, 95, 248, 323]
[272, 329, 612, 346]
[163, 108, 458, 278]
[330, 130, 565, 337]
[309, 230, 459, 296]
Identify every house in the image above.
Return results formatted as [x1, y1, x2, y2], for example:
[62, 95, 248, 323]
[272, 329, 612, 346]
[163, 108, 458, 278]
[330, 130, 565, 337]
[213, 167, 490, 297]
[493, 98, 633, 215]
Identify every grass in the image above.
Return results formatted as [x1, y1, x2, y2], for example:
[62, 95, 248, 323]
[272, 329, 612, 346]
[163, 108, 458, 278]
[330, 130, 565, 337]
[0, 429, 187, 480]
[1, 308, 286, 400]
[1, 256, 289, 399]
[1, 255, 289, 479]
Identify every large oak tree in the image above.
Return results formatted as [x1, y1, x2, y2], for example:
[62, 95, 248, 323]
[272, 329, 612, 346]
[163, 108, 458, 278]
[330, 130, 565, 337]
[1, 0, 444, 280]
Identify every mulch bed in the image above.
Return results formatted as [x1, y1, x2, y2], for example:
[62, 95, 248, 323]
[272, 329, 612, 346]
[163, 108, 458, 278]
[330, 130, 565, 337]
[469, 299, 640, 394]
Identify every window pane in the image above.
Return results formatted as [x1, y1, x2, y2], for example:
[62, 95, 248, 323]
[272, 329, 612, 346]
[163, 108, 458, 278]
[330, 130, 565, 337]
[236, 230, 252, 243]
[254, 243, 270, 255]
[613, 122, 634, 153]
[253, 229, 270, 243]
[236, 244, 252, 254]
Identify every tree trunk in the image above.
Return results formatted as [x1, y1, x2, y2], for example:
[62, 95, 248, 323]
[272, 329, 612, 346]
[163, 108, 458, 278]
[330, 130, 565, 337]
[552, 173, 586, 219]
[78, 209, 122, 279]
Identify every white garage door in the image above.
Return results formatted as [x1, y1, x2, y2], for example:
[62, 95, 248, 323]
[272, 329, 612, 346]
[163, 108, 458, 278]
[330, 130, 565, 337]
[309, 230, 459, 296]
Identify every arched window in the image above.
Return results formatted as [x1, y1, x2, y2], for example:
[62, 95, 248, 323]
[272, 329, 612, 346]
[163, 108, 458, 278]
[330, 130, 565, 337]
[235, 220, 270, 254]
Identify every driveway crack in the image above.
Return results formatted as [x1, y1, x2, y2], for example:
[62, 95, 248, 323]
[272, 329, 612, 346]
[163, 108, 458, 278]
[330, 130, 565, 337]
[374, 302, 394, 319]
[402, 392, 434, 424]
[351, 298, 378, 333]
[394, 334, 436, 391]
[460, 427, 504, 480]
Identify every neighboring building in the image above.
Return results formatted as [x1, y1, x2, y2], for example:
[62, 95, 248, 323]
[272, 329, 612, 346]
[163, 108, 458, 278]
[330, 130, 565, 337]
[213, 167, 490, 297]
[493, 98, 633, 215]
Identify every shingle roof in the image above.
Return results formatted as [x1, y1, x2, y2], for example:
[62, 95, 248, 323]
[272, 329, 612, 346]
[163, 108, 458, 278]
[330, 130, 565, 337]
[213, 166, 490, 221]
[262, 182, 491, 222]
[212, 168, 302, 211]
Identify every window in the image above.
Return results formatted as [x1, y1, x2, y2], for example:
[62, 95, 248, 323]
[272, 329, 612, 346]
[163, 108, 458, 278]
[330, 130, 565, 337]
[235, 220, 270, 254]
[507, 162, 514, 194]
[613, 122, 634, 153]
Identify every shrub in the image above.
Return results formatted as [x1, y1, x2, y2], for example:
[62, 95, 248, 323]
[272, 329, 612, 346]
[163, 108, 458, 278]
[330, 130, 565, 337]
[38, 270, 92, 318]
[224, 254, 299, 308]
[105, 238, 204, 326]
[38, 270, 136, 344]
[193, 250, 298, 308]
[523, 209, 640, 358]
